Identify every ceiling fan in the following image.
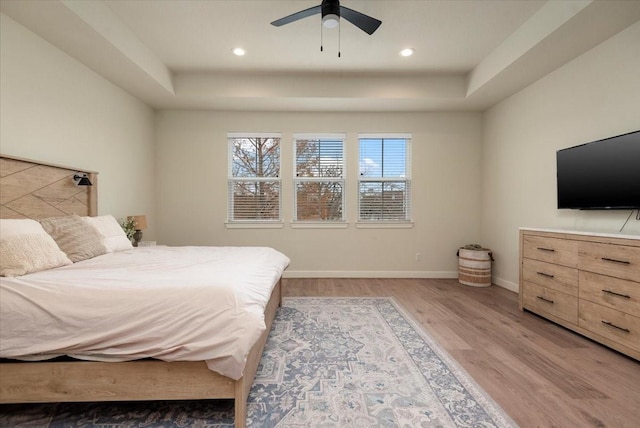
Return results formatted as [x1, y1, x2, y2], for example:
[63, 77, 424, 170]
[271, 0, 382, 35]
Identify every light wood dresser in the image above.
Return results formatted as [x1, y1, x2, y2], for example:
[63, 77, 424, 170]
[519, 228, 640, 360]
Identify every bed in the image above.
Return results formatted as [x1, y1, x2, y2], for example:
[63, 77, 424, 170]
[0, 155, 289, 428]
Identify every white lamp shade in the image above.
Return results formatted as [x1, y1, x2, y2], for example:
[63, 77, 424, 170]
[322, 14, 339, 28]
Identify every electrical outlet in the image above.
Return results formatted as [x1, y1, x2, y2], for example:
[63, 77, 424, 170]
[415, 252, 421, 261]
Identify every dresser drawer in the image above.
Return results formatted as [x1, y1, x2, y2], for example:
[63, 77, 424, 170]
[522, 258, 578, 296]
[523, 235, 578, 267]
[578, 241, 640, 281]
[520, 229, 640, 360]
[522, 281, 578, 324]
[579, 300, 640, 352]
[579, 271, 639, 317]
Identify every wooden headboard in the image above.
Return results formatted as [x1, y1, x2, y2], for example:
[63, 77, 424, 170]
[0, 155, 97, 219]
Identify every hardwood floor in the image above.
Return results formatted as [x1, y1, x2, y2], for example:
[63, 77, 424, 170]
[282, 278, 640, 428]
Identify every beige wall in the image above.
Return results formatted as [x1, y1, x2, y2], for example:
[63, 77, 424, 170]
[4, 10, 637, 283]
[481, 22, 640, 291]
[0, 14, 156, 238]
[155, 110, 483, 276]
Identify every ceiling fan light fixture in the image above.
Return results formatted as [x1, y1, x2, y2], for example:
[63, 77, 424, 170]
[232, 47, 246, 56]
[271, 0, 381, 36]
[322, 13, 339, 28]
[400, 48, 415, 57]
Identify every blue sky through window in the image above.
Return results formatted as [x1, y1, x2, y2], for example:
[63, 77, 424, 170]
[359, 138, 407, 178]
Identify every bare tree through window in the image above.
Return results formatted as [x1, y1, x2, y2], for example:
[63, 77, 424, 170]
[295, 138, 345, 221]
[228, 136, 280, 221]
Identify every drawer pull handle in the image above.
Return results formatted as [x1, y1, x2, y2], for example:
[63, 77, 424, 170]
[536, 296, 554, 304]
[601, 257, 630, 265]
[602, 289, 631, 299]
[537, 272, 555, 278]
[537, 247, 555, 252]
[601, 320, 630, 333]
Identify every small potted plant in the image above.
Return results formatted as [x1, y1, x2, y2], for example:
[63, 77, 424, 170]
[120, 217, 136, 242]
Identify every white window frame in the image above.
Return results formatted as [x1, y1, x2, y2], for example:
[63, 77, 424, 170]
[226, 132, 283, 228]
[357, 133, 413, 228]
[292, 133, 347, 228]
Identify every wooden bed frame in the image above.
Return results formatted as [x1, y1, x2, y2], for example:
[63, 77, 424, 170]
[0, 155, 282, 428]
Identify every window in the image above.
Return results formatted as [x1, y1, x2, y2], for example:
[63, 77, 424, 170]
[358, 134, 411, 222]
[228, 133, 281, 222]
[294, 134, 345, 222]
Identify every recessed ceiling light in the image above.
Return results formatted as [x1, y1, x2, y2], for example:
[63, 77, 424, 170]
[233, 48, 246, 56]
[399, 48, 414, 57]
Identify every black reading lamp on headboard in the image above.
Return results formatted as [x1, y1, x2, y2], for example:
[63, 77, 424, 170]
[73, 173, 93, 186]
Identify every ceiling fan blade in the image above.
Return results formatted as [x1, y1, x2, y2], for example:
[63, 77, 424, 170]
[271, 5, 322, 27]
[340, 6, 381, 35]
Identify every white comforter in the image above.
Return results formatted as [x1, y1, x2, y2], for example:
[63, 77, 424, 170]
[0, 246, 290, 380]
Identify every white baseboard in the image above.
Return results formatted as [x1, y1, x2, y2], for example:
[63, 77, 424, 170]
[283, 271, 520, 293]
[283, 270, 459, 279]
[492, 276, 519, 293]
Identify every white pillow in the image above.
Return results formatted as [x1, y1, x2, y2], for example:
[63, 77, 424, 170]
[83, 215, 133, 253]
[0, 219, 72, 277]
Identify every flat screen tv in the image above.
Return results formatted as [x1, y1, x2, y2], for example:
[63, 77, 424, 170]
[556, 130, 640, 210]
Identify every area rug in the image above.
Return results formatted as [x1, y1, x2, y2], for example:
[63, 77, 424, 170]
[0, 297, 517, 427]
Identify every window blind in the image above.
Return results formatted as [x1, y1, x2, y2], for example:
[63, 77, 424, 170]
[358, 136, 412, 221]
[294, 136, 345, 221]
[227, 134, 281, 221]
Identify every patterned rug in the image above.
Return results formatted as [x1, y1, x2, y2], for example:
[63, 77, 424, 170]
[0, 297, 517, 427]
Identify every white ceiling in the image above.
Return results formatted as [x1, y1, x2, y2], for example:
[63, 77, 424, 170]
[2, 0, 639, 112]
